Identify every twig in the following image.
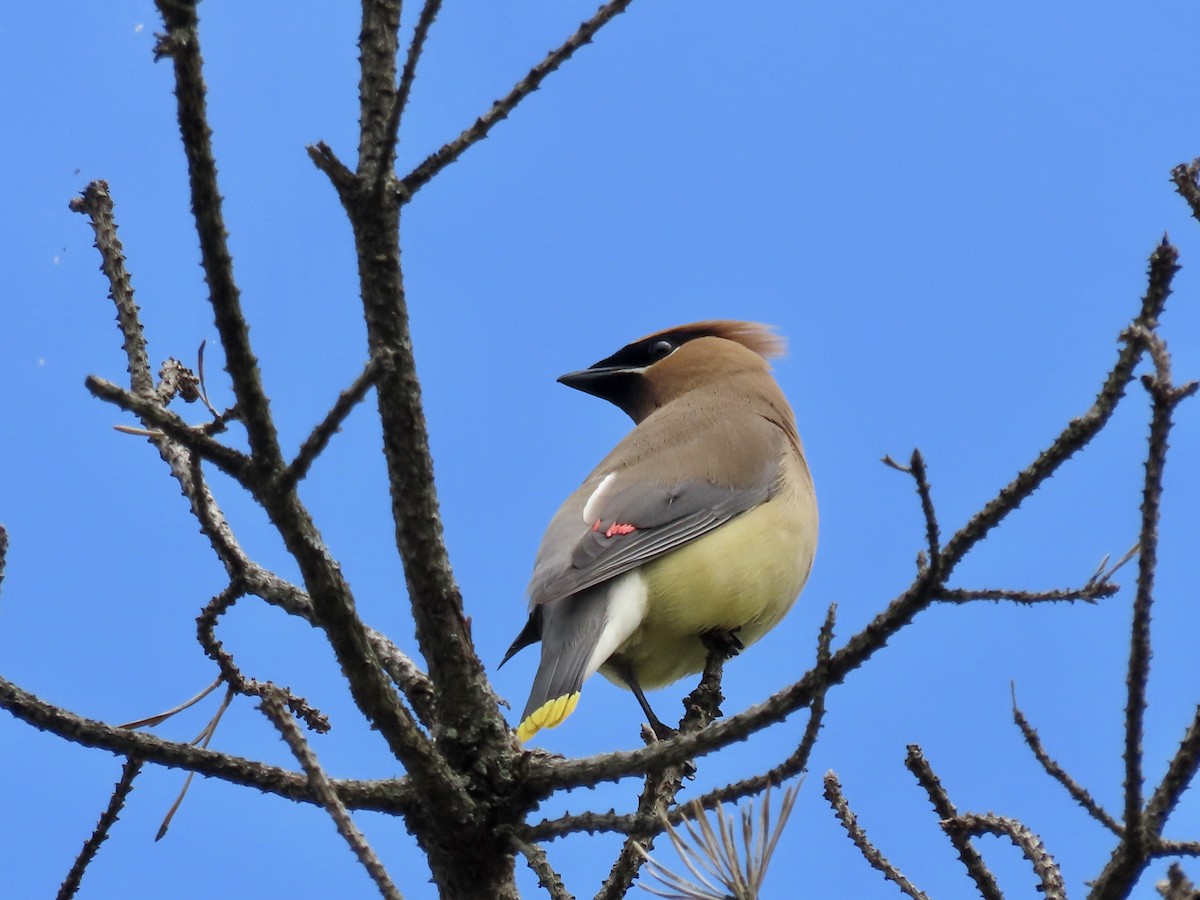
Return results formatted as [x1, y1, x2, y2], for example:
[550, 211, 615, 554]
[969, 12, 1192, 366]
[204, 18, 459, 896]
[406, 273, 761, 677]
[372, 0, 444, 197]
[1011, 685, 1123, 835]
[943, 813, 1066, 900]
[1090, 329, 1199, 899]
[399, 0, 635, 200]
[882, 450, 939, 573]
[598, 637, 735, 899]
[935, 583, 1119, 604]
[85, 375, 251, 480]
[261, 690, 403, 900]
[1156, 840, 1200, 858]
[1157, 862, 1200, 900]
[939, 238, 1178, 571]
[1125, 361, 1172, 851]
[68, 182, 154, 397]
[512, 836, 574, 900]
[823, 771, 931, 900]
[57, 757, 143, 900]
[284, 356, 381, 487]
[1170, 158, 1200, 223]
[0, 674, 418, 816]
[0, 523, 7, 598]
[1145, 705, 1200, 840]
[153, 0, 282, 465]
[905, 745, 1001, 900]
[196, 584, 330, 732]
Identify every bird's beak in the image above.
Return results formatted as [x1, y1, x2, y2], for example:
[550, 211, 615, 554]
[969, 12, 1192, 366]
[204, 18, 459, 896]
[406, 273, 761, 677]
[557, 365, 629, 394]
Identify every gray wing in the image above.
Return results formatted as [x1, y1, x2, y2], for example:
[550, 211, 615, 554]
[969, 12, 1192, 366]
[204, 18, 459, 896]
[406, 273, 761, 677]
[528, 415, 785, 606]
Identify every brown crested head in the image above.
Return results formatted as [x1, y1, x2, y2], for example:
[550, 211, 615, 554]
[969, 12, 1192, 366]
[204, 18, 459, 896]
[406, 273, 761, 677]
[557, 320, 785, 422]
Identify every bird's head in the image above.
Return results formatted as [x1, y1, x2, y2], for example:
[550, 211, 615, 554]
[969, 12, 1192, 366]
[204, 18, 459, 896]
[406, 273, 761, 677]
[558, 320, 785, 422]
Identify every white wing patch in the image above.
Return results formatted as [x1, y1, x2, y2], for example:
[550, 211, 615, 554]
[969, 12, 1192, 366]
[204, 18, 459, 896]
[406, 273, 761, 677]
[583, 570, 647, 679]
[582, 471, 618, 525]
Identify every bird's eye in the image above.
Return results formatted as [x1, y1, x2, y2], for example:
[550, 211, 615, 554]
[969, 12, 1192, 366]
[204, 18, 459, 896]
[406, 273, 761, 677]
[649, 340, 674, 360]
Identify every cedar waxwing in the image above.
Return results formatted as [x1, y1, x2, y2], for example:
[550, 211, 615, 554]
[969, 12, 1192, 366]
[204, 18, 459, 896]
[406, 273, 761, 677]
[502, 321, 817, 742]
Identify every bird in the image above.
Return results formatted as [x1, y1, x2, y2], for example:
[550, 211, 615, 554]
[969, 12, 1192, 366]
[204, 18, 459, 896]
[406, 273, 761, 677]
[501, 320, 818, 743]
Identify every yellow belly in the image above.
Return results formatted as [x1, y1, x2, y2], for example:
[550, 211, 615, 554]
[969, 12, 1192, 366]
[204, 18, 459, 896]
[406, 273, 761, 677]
[599, 480, 817, 690]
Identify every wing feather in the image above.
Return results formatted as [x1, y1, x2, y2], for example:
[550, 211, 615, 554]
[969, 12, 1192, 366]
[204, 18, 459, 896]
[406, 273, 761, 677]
[529, 413, 784, 606]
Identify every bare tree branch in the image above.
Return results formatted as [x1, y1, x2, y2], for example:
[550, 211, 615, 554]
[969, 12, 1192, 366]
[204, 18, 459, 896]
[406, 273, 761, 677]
[261, 690, 403, 900]
[939, 238, 1178, 570]
[153, 0, 282, 466]
[197, 584, 330, 732]
[0, 523, 7, 599]
[1157, 862, 1200, 900]
[598, 636, 736, 899]
[372, 0, 444, 197]
[56, 757, 143, 900]
[357, 0, 402, 181]
[1090, 323, 1199, 899]
[824, 771, 931, 900]
[1170, 158, 1200, 223]
[0, 674, 416, 815]
[1012, 685, 1123, 835]
[942, 813, 1066, 900]
[1145, 705, 1200, 841]
[85, 375, 252, 480]
[935, 583, 1119, 604]
[525, 606, 835, 846]
[1157, 841, 1200, 858]
[512, 837, 575, 900]
[284, 356, 381, 487]
[399, 0, 636, 201]
[67, 182, 154, 397]
[905, 746, 1002, 900]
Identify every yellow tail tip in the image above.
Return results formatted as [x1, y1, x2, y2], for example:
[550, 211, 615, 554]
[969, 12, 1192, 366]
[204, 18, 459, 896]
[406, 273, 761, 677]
[516, 692, 581, 742]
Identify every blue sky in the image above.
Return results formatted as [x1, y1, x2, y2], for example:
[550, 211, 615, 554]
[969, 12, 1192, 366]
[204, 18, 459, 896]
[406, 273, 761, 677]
[2, 2, 1198, 897]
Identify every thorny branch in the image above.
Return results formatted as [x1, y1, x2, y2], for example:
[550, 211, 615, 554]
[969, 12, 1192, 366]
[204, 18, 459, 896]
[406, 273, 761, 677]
[398, 0, 635, 201]
[1012, 687, 1124, 835]
[261, 690, 402, 900]
[524, 605, 836, 845]
[1170, 158, 1200, 223]
[513, 837, 574, 900]
[942, 813, 1066, 900]
[823, 771, 931, 900]
[196, 585, 330, 732]
[0, 674, 418, 816]
[598, 637, 737, 900]
[905, 746, 1002, 900]
[154, 0, 462, 813]
[1087, 311, 1200, 900]
[57, 758, 143, 900]
[284, 356, 382, 487]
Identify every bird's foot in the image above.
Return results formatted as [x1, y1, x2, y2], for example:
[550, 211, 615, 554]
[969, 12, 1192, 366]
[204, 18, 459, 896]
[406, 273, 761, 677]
[700, 628, 744, 660]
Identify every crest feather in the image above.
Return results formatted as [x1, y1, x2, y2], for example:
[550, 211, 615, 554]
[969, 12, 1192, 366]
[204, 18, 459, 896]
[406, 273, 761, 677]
[638, 320, 785, 360]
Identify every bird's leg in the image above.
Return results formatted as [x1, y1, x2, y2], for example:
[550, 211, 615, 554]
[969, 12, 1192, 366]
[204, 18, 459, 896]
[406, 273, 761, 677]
[607, 656, 676, 740]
